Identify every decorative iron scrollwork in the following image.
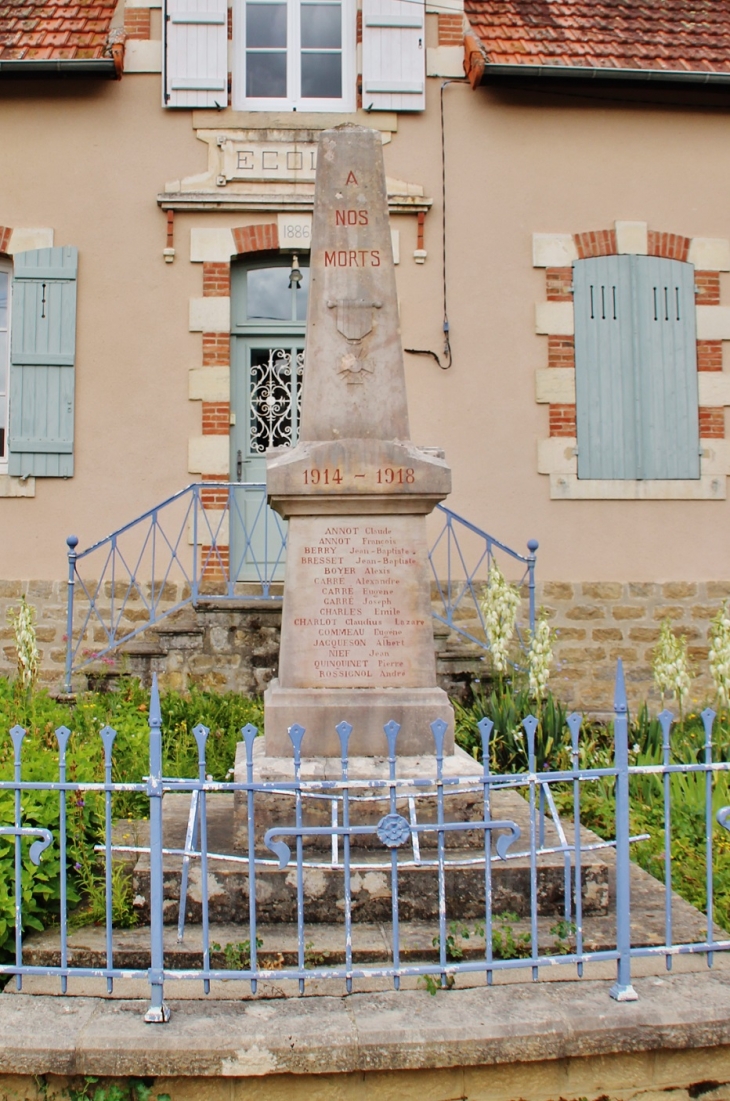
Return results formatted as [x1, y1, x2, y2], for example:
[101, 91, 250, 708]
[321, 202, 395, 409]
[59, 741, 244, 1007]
[376, 813, 411, 848]
[249, 347, 304, 454]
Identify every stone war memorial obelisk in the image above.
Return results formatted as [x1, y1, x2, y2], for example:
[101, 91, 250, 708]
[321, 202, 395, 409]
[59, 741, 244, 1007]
[263, 124, 454, 759]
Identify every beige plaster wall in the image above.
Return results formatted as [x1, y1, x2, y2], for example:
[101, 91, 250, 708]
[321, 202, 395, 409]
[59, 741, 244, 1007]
[1, 75, 730, 591]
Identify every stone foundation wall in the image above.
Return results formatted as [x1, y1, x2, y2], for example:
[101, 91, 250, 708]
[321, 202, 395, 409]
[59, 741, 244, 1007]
[541, 580, 729, 715]
[1, 578, 728, 713]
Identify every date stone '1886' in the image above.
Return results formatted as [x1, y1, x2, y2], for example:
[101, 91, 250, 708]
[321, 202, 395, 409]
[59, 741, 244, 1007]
[264, 124, 454, 758]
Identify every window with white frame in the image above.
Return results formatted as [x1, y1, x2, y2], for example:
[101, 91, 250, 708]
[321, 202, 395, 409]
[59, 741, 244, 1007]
[0, 261, 10, 469]
[161, 0, 426, 112]
[232, 0, 355, 111]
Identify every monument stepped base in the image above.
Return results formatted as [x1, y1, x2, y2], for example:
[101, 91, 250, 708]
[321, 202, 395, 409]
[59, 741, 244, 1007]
[123, 776, 610, 926]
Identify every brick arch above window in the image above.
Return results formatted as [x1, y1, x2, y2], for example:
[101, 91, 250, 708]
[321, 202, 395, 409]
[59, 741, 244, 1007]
[532, 220, 730, 500]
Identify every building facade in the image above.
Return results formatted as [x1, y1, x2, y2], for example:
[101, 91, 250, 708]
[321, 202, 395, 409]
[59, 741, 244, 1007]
[1, 0, 730, 710]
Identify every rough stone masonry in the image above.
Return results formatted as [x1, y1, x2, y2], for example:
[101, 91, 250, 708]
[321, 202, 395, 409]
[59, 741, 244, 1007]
[263, 124, 454, 757]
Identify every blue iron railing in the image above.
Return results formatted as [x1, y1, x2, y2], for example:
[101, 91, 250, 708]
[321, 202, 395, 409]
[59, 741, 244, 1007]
[428, 503, 538, 653]
[2, 662, 728, 1020]
[63, 483, 538, 692]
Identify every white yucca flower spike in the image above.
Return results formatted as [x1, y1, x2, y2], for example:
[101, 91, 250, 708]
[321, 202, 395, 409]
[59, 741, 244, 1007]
[479, 560, 521, 674]
[653, 618, 691, 710]
[528, 611, 554, 700]
[7, 596, 39, 691]
[709, 600, 730, 708]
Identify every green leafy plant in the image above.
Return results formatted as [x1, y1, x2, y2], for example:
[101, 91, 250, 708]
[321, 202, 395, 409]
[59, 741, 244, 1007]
[210, 937, 262, 969]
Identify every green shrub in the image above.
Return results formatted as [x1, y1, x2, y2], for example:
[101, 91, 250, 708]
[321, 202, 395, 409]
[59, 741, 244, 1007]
[455, 681, 730, 933]
[0, 676, 263, 960]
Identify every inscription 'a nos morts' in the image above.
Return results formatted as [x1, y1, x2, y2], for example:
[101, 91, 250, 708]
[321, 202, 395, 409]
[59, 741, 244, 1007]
[298, 131, 410, 442]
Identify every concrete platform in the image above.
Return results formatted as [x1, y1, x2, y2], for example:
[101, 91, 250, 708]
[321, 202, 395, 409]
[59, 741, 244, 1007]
[3, 967, 730, 1082]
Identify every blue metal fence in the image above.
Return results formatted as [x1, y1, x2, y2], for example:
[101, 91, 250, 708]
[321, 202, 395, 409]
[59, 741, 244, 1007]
[63, 482, 538, 691]
[2, 661, 729, 1021]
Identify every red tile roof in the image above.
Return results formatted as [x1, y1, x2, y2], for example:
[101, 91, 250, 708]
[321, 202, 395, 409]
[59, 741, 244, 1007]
[0, 1, 118, 60]
[464, 1, 730, 74]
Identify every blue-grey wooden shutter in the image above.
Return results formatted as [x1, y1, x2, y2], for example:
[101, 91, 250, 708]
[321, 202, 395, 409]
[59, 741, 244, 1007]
[574, 254, 699, 480]
[8, 246, 78, 478]
[574, 255, 637, 479]
[634, 256, 699, 479]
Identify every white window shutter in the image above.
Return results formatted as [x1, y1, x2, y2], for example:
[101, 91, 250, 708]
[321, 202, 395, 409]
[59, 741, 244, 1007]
[163, 0, 228, 108]
[362, 0, 425, 112]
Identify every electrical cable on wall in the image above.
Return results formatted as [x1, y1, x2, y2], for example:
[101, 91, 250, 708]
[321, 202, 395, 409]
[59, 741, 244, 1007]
[405, 78, 468, 370]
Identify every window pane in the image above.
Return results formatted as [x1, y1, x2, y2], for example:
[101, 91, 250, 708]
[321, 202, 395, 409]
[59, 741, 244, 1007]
[301, 3, 341, 48]
[248, 267, 293, 320]
[246, 51, 287, 97]
[301, 51, 341, 98]
[0, 272, 8, 331]
[295, 267, 310, 321]
[246, 3, 287, 47]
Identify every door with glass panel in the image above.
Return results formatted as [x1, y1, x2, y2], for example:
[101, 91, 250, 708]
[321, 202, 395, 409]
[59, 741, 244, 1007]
[230, 260, 308, 581]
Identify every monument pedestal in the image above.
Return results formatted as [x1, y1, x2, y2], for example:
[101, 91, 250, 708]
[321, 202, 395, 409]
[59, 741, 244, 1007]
[264, 681, 454, 757]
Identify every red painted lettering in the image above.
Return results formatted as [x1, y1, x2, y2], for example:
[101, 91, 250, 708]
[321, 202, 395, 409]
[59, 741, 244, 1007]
[345, 171, 358, 184]
[325, 251, 336, 266]
[371, 250, 380, 267]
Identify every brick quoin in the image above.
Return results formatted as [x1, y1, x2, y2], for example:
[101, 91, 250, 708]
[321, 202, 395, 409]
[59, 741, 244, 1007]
[233, 223, 279, 255]
[574, 229, 617, 259]
[695, 271, 720, 305]
[548, 336, 575, 369]
[201, 475, 230, 509]
[699, 407, 725, 438]
[203, 262, 231, 297]
[549, 404, 577, 437]
[124, 8, 150, 38]
[648, 230, 690, 262]
[546, 267, 573, 302]
[0, 226, 12, 253]
[201, 545, 230, 583]
[202, 402, 230, 435]
[697, 340, 723, 371]
[438, 13, 463, 44]
[202, 332, 230, 367]
[228, 6, 233, 39]
[356, 8, 362, 43]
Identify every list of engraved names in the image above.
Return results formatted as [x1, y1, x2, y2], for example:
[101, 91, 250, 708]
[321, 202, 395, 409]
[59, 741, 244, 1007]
[287, 518, 434, 688]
